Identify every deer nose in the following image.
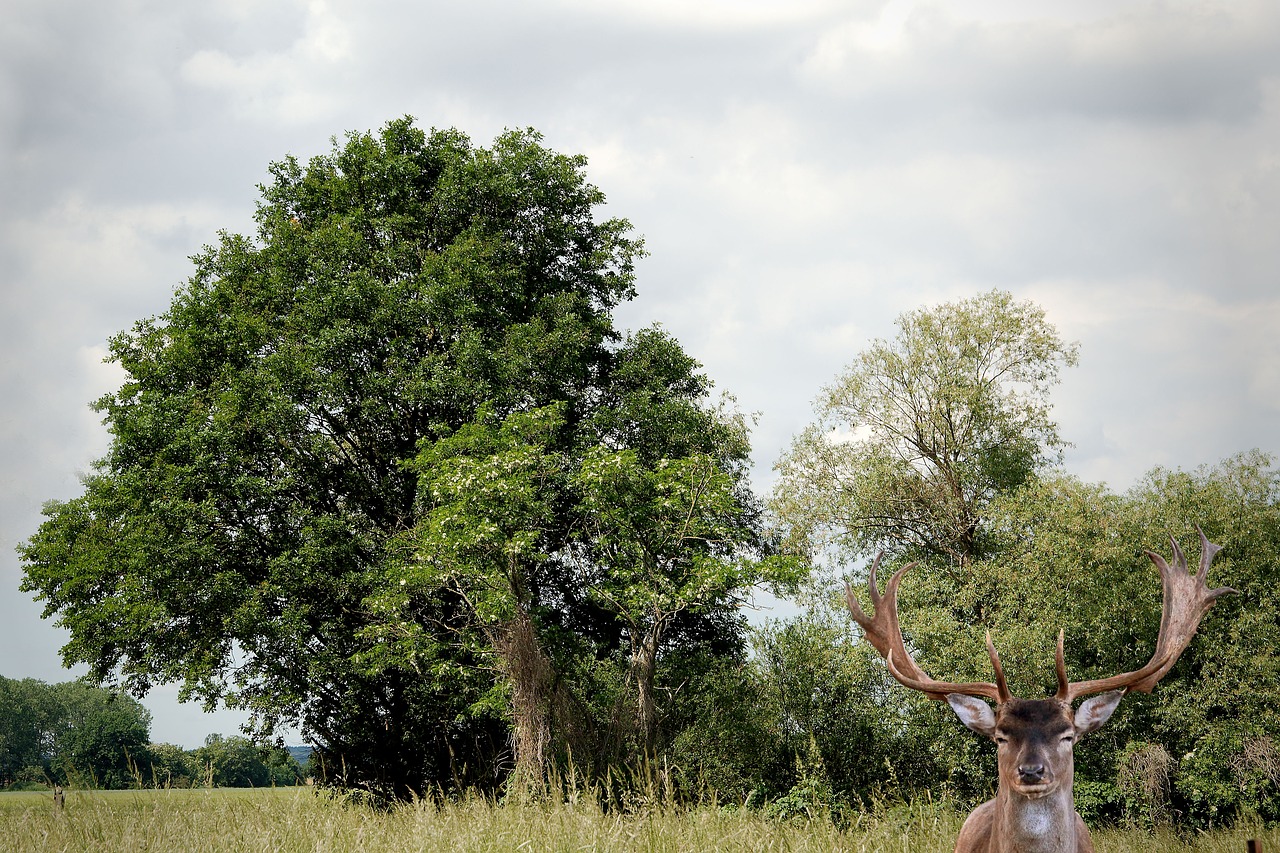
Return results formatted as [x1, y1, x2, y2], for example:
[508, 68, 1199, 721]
[1017, 763, 1047, 783]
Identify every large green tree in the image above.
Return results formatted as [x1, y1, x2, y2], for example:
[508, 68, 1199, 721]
[19, 118, 772, 798]
[18, 118, 641, 796]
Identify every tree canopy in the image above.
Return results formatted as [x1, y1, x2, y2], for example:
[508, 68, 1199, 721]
[19, 118, 780, 799]
[772, 290, 1078, 573]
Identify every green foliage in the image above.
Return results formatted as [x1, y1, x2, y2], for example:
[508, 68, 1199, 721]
[0, 677, 54, 783]
[1069, 778, 1122, 826]
[772, 289, 1078, 571]
[763, 737, 837, 821]
[49, 682, 152, 789]
[749, 615, 922, 802]
[0, 677, 151, 790]
[665, 661, 774, 803]
[194, 735, 302, 788]
[1, 676, 299, 792]
[768, 453, 1280, 827]
[16, 143, 1274, 832]
[18, 117, 780, 800]
[146, 742, 200, 788]
[664, 614, 960, 813]
[766, 290, 1275, 829]
[572, 444, 772, 751]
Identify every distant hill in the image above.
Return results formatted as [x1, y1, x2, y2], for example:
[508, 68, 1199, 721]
[286, 745, 312, 771]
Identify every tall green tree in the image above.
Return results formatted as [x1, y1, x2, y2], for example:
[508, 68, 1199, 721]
[364, 404, 569, 782]
[18, 117, 644, 798]
[772, 290, 1078, 573]
[573, 446, 770, 753]
[568, 328, 797, 757]
[19, 118, 773, 798]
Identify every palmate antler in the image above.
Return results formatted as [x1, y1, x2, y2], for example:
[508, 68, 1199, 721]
[846, 528, 1236, 705]
[845, 553, 1012, 703]
[1054, 527, 1236, 701]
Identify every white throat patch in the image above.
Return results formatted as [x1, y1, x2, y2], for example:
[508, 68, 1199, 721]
[1020, 798, 1054, 836]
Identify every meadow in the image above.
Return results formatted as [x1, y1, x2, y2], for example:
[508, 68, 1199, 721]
[0, 788, 1275, 853]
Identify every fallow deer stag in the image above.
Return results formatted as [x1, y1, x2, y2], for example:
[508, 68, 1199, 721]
[845, 529, 1235, 853]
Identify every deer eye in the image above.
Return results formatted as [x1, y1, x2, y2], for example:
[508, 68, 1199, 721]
[1059, 734, 1075, 745]
[994, 734, 1009, 745]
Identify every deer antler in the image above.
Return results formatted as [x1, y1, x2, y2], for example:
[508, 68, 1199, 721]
[1054, 527, 1236, 701]
[845, 553, 1011, 703]
[848, 530, 1235, 707]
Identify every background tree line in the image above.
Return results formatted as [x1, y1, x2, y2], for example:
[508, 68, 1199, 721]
[693, 449, 1279, 827]
[17, 119, 1278, 826]
[760, 291, 1279, 826]
[0, 677, 301, 788]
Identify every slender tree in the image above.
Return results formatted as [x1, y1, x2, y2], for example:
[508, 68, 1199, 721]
[772, 289, 1078, 574]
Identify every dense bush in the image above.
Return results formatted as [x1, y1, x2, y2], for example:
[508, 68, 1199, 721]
[713, 452, 1279, 827]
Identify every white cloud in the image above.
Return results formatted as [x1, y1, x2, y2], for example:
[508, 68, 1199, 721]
[805, 0, 917, 65]
[798, 0, 1280, 128]
[8, 195, 219, 296]
[1026, 277, 1279, 488]
[180, 0, 351, 125]
[551, 0, 842, 29]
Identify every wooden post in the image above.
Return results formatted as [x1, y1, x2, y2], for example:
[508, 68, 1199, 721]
[1247, 839, 1261, 853]
[53, 785, 64, 809]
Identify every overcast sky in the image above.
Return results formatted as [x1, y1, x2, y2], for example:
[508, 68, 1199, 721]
[3, 0, 1277, 748]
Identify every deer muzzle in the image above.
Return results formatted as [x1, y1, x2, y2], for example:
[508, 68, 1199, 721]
[1017, 762, 1047, 784]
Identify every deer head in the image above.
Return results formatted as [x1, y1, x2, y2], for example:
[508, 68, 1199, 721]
[845, 529, 1235, 853]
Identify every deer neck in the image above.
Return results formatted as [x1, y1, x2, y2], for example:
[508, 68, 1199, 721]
[992, 785, 1078, 853]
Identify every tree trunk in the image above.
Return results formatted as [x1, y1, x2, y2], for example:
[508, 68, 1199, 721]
[492, 610, 554, 784]
[632, 627, 660, 755]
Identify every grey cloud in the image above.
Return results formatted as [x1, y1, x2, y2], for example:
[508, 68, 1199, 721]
[797, 4, 1280, 126]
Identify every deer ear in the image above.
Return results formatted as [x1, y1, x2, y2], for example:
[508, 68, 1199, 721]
[947, 694, 997, 737]
[1074, 690, 1125, 735]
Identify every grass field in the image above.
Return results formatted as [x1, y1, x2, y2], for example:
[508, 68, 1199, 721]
[0, 788, 1275, 852]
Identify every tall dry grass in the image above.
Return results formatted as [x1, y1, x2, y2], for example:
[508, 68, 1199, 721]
[0, 788, 1274, 852]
